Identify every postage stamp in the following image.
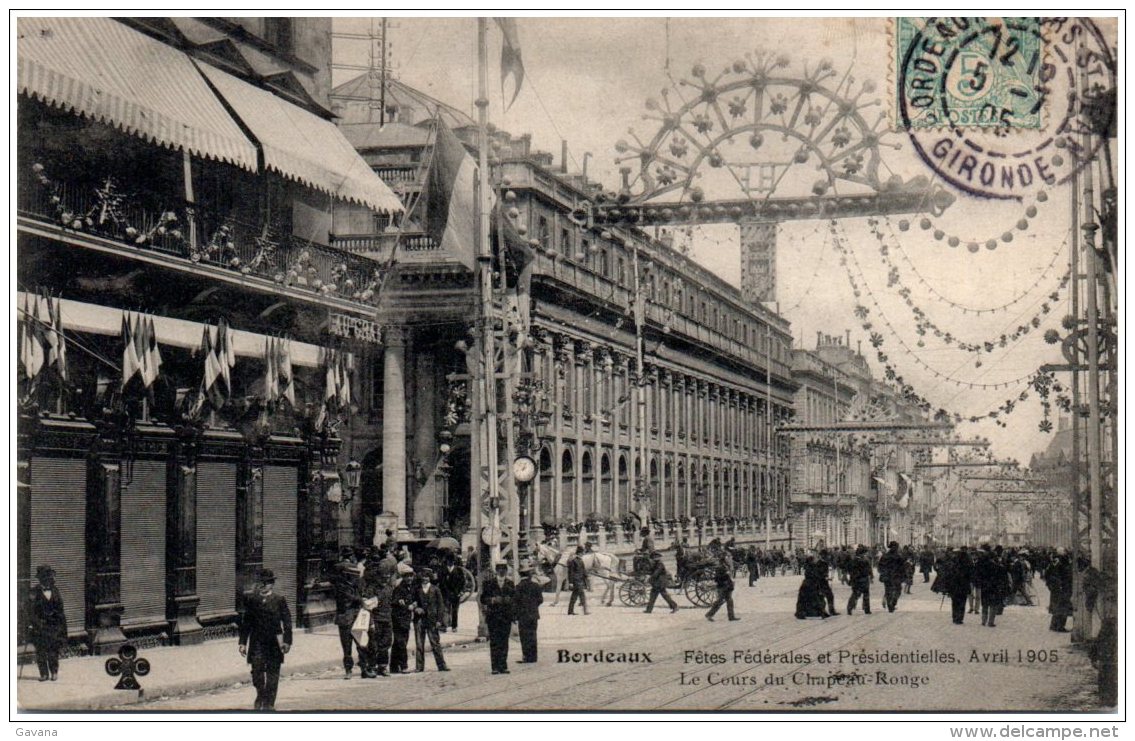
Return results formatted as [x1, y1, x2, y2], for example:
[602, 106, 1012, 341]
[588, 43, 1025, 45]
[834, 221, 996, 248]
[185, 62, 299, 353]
[894, 17, 1046, 130]
[894, 17, 1115, 200]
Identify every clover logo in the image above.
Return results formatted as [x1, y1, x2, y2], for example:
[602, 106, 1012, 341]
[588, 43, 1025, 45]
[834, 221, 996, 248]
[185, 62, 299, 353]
[105, 644, 150, 690]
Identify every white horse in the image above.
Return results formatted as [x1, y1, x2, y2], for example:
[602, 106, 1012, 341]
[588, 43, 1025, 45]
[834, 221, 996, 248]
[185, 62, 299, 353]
[534, 542, 624, 607]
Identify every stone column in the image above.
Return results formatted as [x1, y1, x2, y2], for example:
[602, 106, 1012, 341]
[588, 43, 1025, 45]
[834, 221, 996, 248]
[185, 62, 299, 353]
[88, 416, 127, 654]
[167, 426, 204, 645]
[383, 327, 408, 530]
[412, 351, 438, 528]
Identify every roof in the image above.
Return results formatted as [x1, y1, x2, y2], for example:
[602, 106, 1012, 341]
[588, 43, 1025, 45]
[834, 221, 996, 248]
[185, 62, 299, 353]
[332, 75, 475, 130]
[17, 17, 258, 172]
[340, 121, 432, 150]
[199, 62, 403, 214]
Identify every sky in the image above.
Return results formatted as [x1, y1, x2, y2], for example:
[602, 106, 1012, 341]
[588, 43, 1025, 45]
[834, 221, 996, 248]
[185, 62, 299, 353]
[331, 15, 1118, 466]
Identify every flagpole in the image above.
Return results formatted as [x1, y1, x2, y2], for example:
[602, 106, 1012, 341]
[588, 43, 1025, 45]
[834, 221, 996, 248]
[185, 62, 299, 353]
[475, 18, 501, 570]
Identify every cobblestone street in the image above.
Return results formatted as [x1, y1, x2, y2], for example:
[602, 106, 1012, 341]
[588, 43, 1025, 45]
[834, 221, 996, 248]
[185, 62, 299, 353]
[133, 574, 1101, 713]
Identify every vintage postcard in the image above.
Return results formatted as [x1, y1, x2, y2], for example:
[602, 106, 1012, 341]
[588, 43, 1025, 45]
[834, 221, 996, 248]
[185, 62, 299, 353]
[12, 13, 1120, 723]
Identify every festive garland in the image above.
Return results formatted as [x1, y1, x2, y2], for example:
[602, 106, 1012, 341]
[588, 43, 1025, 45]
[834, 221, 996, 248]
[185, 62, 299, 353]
[893, 190, 1050, 252]
[829, 220, 1062, 431]
[880, 216, 1070, 316]
[865, 218, 1071, 355]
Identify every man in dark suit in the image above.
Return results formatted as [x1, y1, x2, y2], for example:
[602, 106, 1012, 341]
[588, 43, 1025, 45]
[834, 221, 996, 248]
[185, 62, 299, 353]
[566, 546, 590, 615]
[412, 568, 450, 672]
[440, 556, 466, 632]
[705, 554, 739, 621]
[238, 569, 292, 711]
[480, 563, 516, 674]
[643, 551, 679, 613]
[878, 541, 906, 613]
[390, 565, 416, 674]
[332, 550, 362, 678]
[846, 545, 874, 615]
[29, 565, 67, 682]
[515, 566, 543, 663]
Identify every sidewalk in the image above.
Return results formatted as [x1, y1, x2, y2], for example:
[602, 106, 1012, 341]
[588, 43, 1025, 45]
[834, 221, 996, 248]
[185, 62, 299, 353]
[16, 601, 486, 712]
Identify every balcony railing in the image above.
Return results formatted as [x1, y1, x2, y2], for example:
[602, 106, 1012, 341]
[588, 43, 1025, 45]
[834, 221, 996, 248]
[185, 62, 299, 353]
[329, 232, 438, 254]
[18, 166, 384, 308]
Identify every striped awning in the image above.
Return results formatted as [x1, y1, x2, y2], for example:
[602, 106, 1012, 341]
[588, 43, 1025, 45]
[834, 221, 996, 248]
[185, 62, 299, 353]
[198, 62, 404, 215]
[17, 17, 258, 172]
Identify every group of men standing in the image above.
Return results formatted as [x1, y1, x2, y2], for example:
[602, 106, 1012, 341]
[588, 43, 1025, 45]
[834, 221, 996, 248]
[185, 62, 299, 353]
[331, 545, 467, 680]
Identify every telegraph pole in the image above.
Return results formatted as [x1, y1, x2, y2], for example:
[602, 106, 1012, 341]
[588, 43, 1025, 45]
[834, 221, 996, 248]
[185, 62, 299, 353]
[631, 236, 650, 538]
[474, 18, 501, 570]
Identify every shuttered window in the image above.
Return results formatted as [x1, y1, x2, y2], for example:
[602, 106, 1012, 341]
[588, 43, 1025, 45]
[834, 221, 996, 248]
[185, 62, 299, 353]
[197, 462, 237, 619]
[121, 460, 166, 626]
[29, 457, 87, 635]
[262, 466, 298, 612]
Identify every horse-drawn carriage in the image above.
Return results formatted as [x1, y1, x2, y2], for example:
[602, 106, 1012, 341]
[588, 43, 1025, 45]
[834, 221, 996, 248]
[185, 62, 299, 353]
[615, 549, 719, 608]
[399, 536, 476, 603]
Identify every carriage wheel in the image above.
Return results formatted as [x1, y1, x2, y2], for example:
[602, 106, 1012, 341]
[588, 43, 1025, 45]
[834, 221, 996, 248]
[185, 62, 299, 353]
[458, 567, 476, 603]
[685, 571, 718, 607]
[619, 579, 648, 607]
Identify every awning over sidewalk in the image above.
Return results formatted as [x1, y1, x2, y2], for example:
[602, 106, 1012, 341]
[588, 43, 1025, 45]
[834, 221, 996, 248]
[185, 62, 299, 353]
[198, 62, 404, 215]
[17, 17, 259, 172]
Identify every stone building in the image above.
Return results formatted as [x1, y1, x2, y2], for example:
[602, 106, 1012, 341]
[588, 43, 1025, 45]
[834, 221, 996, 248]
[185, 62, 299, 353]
[16, 17, 403, 652]
[330, 75, 800, 551]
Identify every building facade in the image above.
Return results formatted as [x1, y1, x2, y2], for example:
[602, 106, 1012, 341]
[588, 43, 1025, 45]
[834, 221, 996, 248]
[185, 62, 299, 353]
[16, 17, 404, 653]
[330, 76, 800, 551]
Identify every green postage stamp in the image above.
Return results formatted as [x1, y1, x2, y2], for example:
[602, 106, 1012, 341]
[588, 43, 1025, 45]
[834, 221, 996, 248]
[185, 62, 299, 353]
[894, 17, 1046, 130]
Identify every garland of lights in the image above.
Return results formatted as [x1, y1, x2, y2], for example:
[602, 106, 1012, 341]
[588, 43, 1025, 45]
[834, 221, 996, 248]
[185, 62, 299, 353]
[892, 190, 1050, 252]
[864, 219, 1071, 355]
[829, 220, 1062, 431]
[881, 216, 1070, 315]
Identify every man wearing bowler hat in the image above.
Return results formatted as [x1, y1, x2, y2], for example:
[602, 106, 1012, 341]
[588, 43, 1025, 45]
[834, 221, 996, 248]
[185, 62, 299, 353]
[239, 568, 292, 711]
[480, 563, 516, 674]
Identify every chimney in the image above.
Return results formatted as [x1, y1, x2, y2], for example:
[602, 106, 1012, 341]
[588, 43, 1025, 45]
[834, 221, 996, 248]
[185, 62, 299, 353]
[846, 329, 851, 347]
[562, 140, 569, 173]
[857, 340, 862, 355]
[816, 331, 822, 349]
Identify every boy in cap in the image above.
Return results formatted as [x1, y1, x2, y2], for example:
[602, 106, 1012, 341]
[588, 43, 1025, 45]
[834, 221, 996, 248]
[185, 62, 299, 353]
[480, 563, 516, 674]
[515, 566, 544, 663]
[239, 569, 292, 710]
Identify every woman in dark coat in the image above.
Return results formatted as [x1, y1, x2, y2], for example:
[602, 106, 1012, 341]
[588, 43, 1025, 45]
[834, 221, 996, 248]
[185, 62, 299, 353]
[794, 555, 830, 619]
[29, 565, 67, 681]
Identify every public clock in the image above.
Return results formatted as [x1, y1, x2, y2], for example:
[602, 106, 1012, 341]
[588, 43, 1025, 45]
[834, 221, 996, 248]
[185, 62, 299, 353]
[512, 455, 537, 483]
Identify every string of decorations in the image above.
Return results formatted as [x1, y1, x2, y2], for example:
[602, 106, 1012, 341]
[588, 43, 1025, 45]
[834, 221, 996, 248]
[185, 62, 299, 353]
[829, 220, 1058, 429]
[881, 216, 1070, 315]
[864, 218, 1071, 356]
[893, 190, 1050, 252]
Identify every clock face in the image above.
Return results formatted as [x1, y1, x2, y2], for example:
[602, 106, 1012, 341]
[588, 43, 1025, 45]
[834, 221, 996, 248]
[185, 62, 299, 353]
[512, 456, 536, 483]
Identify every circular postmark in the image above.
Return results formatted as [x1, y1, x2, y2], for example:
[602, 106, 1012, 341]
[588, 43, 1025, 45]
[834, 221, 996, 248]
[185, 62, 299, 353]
[896, 17, 1115, 201]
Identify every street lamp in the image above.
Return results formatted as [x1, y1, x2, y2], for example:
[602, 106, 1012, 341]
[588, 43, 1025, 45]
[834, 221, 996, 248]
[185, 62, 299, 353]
[341, 459, 362, 507]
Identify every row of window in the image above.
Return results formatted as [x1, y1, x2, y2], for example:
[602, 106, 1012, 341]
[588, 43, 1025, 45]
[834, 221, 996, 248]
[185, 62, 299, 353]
[534, 210, 789, 362]
[536, 342, 792, 456]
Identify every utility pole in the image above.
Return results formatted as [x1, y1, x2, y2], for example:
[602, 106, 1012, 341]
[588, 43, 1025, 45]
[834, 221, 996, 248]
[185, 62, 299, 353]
[631, 236, 650, 539]
[764, 322, 772, 551]
[474, 18, 501, 571]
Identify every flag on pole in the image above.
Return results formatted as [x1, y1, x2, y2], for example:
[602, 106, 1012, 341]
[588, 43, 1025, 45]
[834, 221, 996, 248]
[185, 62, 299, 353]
[217, 317, 235, 397]
[264, 337, 279, 404]
[50, 294, 67, 382]
[19, 294, 46, 382]
[199, 324, 226, 412]
[423, 117, 477, 270]
[139, 315, 162, 390]
[278, 338, 295, 407]
[121, 312, 142, 390]
[495, 18, 524, 110]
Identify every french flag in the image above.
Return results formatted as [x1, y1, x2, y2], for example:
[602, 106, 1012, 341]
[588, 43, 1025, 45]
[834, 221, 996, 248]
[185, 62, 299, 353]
[424, 118, 477, 270]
